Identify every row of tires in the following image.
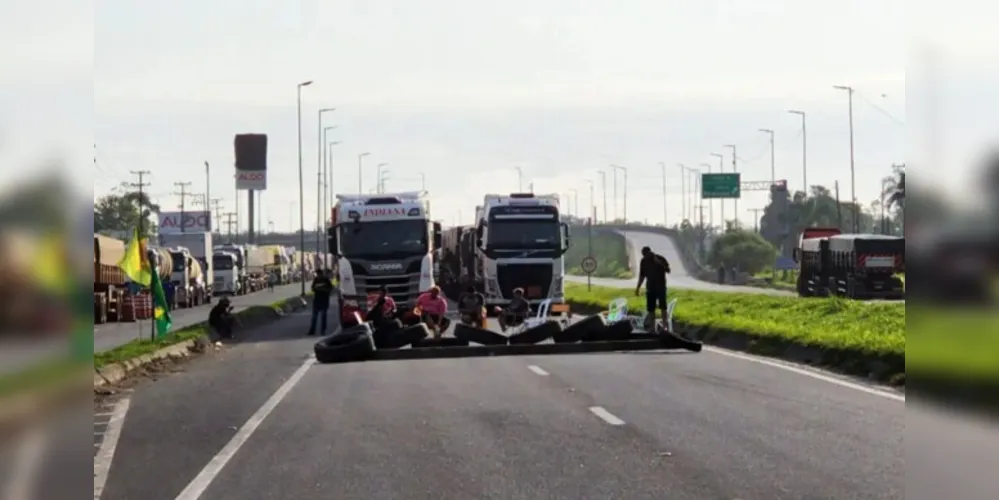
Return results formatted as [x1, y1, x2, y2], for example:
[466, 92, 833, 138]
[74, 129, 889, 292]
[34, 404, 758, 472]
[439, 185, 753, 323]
[313, 314, 702, 364]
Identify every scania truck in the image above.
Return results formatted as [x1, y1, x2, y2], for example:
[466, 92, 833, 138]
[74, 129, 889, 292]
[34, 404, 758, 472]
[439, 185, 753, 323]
[328, 191, 441, 323]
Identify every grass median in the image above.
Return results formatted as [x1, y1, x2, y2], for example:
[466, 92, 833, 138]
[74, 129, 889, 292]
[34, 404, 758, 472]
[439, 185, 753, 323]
[566, 227, 633, 279]
[564, 282, 905, 377]
[94, 295, 306, 370]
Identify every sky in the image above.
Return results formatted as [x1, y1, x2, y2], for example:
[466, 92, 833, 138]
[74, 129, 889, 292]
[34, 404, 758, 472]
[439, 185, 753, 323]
[3, 0, 997, 231]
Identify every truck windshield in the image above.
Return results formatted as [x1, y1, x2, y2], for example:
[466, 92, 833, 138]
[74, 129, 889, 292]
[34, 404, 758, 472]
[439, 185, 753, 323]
[338, 219, 428, 257]
[170, 253, 185, 272]
[486, 220, 560, 249]
[213, 256, 234, 270]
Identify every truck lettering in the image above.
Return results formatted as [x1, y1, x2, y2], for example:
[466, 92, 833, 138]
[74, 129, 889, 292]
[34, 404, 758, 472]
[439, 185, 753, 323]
[363, 207, 406, 217]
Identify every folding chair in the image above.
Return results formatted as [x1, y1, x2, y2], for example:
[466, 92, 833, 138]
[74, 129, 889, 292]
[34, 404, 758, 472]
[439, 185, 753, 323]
[507, 299, 552, 334]
[605, 298, 629, 322]
[663, 298, 677, 332]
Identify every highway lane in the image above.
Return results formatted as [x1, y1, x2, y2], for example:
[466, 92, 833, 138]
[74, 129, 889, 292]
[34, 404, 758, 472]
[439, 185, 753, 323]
[566, 229, 795, 296]
[93, 283, 306, 353]
[94, 312, 922, 499]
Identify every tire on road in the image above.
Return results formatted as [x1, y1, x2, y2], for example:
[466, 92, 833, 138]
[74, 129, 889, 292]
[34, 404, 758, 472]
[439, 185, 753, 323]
[553, 315, 605, 343]
[508, 320, 562, 345]
[314, 327, 376, 363]
[379, 323, 432, 349]
[413, 337, 469, 348]
[658, 329, 703, 352]
[372, 319, 403, 349]
[453, 323, 508, 346]
[584, 319, 633, 341]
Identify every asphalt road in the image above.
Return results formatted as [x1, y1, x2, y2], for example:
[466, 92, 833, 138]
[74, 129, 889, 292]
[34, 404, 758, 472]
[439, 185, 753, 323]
[93, 283, 306, 353]
[86, 307, 948, 500]
[565, 229, 794, 295]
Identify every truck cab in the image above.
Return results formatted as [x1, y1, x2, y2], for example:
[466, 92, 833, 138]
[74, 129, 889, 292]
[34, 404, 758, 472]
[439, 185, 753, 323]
[474, 193, 571, 307]
[328, 191, 442, 323]
[212, 251, 240, 295]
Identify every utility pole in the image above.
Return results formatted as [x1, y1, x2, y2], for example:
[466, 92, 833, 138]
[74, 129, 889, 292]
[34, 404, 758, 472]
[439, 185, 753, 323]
[210, 198, 224, 235]
[724, 144, 738, 228]
[658, 162, 667, 227]
[174, 182, 193, 233]
[129, 170, 154, 340]
[223, 212, 237, 241]
[204, 161, 211, 233]
[788, 110, 807, 194]
[748, 208, 764, 233]
[834, 85, 858, 232]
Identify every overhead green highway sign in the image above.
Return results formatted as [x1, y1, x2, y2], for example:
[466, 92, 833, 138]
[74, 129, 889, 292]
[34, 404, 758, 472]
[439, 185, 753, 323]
[701, 173, 741, 199]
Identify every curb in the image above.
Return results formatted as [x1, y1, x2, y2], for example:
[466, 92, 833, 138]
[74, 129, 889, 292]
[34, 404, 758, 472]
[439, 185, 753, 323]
[93, 295, 311, 389]
[566, 299, 904, 384]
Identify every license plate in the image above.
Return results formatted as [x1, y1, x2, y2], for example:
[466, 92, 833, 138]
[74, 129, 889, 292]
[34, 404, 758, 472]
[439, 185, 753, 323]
[527, 286, 542, 298]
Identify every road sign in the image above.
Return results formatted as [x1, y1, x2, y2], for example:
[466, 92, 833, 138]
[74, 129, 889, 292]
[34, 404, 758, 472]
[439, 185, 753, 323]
[701, 173, 741, 199]
[581, 256, 598, 274]
[158, 211, 212, 234]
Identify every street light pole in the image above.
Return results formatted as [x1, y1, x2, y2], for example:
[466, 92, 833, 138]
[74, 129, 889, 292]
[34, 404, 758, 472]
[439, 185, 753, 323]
[724, 144, 738, 228]
[833, 85, 858, 232]
[376, 163, 389, 192]
[597, 170, 607, 223]
[326, 140, 340, 269]
[418, 172, 426, 191]
[700, 162, 715, 229]
[677, 164, 687, 221]
[788, 110, 807, 194]
[611, 164, 627, 223]
[658, 162, 667, 227]
[296, 80, 313, 296]
[710, 152, 724, 227]
[318, 123, 336, 259]
[759, 128, 778, 282]
[357, 152, 370, 195]
[514, 166, 523, 191]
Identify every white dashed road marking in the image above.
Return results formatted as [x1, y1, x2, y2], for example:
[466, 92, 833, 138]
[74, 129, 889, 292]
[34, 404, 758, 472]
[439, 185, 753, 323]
[589, 406, 626, 426]
[94, 397, 131, 499]
[527, 365, 549, 376]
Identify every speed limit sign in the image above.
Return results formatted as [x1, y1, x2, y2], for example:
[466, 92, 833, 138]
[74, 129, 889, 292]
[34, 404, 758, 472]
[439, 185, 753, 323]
[581, 256, 598, 275]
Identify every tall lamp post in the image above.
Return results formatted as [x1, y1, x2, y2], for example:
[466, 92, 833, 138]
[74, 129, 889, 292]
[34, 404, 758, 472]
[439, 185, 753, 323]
[833, 85, 858, 232]
[296, 80, 313, 296]
[357, 152, 370, 195]
[787, 109, 807, 194]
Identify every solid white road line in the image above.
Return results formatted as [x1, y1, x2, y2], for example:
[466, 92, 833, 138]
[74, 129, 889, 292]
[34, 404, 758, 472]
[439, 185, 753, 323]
[589, 406, 626, 426]
[527, 365, 549, 376]
[173, 357, 315, 500]
[94, 397, 131, 499]
[702, 346, 905, 401]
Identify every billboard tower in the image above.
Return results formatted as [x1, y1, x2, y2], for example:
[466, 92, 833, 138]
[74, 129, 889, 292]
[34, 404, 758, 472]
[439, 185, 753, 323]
[234, 133, 268, 243]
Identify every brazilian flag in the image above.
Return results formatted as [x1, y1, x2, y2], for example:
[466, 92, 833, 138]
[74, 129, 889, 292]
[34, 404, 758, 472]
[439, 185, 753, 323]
[148, 249, 172, 337]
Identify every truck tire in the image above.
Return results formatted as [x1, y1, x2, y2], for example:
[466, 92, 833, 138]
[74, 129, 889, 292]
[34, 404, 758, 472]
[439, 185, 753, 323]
[413, 337, 469, 348]
[376, 322, 430, 349]
[508, 320, 562, 345]
[554, 315, 605, 343]
[585, 319, 632, 341]
[453, 323, 508, 346]
[314, 327, 375, 363]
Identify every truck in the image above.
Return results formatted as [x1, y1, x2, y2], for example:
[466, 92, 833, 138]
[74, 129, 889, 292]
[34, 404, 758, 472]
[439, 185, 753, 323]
[94, 234, 128, 323]
[469, 193, 570, 309]
[212, 251, 241, 295]
[793, 229, 905, 299]
[160, 232, 214, 303]
[328, 191, 442, 321]
[214, 244, 253, 294]
[167, 246, 210, 307]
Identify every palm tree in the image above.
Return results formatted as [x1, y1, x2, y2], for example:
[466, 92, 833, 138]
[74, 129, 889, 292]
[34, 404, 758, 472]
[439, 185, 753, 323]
[886, 171, 905, 208]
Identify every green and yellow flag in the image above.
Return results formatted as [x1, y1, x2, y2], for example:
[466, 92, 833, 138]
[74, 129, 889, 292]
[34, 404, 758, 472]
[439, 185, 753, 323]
[149, 259, 172, 337]
[117, 229, 153, 287]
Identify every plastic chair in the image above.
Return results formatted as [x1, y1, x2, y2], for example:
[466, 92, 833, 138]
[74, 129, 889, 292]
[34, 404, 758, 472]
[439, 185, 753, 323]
[664, 299, 677, 332]
[605, 298, 628, 322]
[507, 299, 552, 333]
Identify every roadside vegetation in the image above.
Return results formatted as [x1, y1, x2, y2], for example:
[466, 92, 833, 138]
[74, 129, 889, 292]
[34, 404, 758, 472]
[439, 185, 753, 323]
[565, 227, 633, 279]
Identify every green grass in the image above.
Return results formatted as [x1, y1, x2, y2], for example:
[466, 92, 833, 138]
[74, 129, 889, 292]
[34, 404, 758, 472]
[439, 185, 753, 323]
[566, 228, 633, 279]
[564, 282, 905, 357]
[0, 358, 88, 399]
[906, 307, 999, 380]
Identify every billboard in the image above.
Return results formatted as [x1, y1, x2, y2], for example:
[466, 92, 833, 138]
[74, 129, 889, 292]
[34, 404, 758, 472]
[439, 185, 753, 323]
[234, 133, 268, 190]
[158, 210, 212, 234]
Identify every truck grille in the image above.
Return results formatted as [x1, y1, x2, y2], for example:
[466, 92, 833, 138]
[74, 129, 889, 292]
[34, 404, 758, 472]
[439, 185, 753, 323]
[350, 261, 423, 306]
[497, 264, 553, 299]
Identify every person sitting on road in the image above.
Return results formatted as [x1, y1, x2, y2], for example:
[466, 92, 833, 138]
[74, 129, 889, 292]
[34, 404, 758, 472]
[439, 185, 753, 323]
[414, 286, 450, 337]
[457, 285, 487, 328]
[497, 288, 530, 332]
[366, 285, 399, 329]
[635, 246, 671, 330]
[208, 296, 236, 340]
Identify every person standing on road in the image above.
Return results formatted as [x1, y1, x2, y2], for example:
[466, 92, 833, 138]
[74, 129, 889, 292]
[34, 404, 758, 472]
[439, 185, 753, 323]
[307, 269, 334, 336]
[635, 246, 671, 329]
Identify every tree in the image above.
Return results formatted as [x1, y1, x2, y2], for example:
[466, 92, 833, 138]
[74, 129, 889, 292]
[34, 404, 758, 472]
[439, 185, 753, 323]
[707, 229, 776, 275]
[93, 191, 160, 238]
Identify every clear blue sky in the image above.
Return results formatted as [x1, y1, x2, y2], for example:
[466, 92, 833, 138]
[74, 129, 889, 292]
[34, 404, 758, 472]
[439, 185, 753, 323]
[3, 0, 995, 228]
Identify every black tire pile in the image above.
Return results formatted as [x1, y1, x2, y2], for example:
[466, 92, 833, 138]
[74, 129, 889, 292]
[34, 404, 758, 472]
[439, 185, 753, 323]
[314, 315, 701, 364]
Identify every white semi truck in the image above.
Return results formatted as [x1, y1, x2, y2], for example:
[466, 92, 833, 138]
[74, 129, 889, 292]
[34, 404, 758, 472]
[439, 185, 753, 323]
[472, 193, 570, 308]
[328, 191, 441, 320]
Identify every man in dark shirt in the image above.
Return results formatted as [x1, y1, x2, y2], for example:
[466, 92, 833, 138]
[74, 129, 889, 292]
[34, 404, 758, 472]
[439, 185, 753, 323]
[208, 297, 235, 339]
[307, 269, 334, 336]
[498, 287, 530, 332]
[458, 285, 487, 327]
[635, 246, 671, 327]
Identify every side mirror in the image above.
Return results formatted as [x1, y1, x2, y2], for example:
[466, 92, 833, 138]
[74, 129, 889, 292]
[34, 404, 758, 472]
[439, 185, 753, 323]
[792, 248, 800, 263]
[561, 223, 571, 249]
[327, 226, 338, 255]
[433, 222, 442, 249]
[475, 224, 484, 247]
